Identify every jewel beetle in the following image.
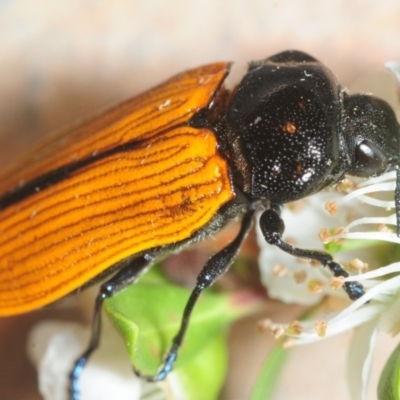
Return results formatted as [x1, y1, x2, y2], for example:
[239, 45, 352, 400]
[0, 50, 399, 398]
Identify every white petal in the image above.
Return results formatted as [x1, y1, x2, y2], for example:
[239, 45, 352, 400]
[292, 303, 383, 345]
[257, 192, 357, 305]
[378, 291, 400, 335]
[385, 61, 400, 83]
[346, 320, 378, 400]
[27, 320, 156, 400]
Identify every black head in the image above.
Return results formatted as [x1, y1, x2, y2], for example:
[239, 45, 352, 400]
[342, 94, 400, 177]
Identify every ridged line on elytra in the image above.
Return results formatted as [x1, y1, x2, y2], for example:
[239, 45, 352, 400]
[0, 138, 196, 224]
[1, 139, 217, 230]
[0, 96, 196, 198]
[134, 73, 221, 110]
[2, 127, 204, 210]
[48, 81, 212, 163]
[0, 144, 215, 236]
[0, 199, 221, 276]
[0, 121, 208, 211]
[74, 69, 223, 147]
[64, 97, 190, 155]
[0, 196, 216, 291]
[1, 67, 224, 189]
[0, 206, 210, 298]
[0, 177, 227, 270]
[0, 200, 218, 296]
[74, 134, 209, 174]
[71, 73, 215, 139]
[2, 177, 223, 261]
[136, 73, 215, 105]
[0, 165, 218, 252]
[0, 205, 210, 309]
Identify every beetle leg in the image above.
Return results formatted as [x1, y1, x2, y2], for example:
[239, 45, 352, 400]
[69, 254, 154, 400]
[259, 205, 365, 300]
[133, 207, 255, 382]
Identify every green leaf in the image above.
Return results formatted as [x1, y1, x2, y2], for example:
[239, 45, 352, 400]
[250, 306, 320, 400]
[104, 267, 259, 398]
[250, 345, 289, 400]
[174, 333, 228, 400]
[324, 237, 383, 254]
[378, 340, 400, 400]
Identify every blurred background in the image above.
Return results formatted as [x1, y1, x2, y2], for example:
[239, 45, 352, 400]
[1, 1, 400, 399]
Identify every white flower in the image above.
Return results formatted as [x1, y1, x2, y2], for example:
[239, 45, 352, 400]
[257, 170, 400, 400]
[256, 189, 367, 306]
[256, 60, 400, 400]
[27, 317, 180, 400]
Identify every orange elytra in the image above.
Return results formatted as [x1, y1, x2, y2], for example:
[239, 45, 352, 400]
[0, 62, 234, 315]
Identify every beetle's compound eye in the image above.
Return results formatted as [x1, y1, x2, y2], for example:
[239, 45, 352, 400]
[344, 94, 400, 177]
[353, 139, 387, 176]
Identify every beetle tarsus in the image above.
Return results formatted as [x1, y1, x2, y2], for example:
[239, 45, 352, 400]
[343, 281, 366, 300]
[69, 353, 88, 400]
[133, 346, 178, 382]
[156, 349, 178, 381]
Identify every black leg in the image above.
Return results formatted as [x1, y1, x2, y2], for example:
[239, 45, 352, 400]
[69, 254, 154, 400]
[259, 205, 365, 300]
[133, 208, 255, 382]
